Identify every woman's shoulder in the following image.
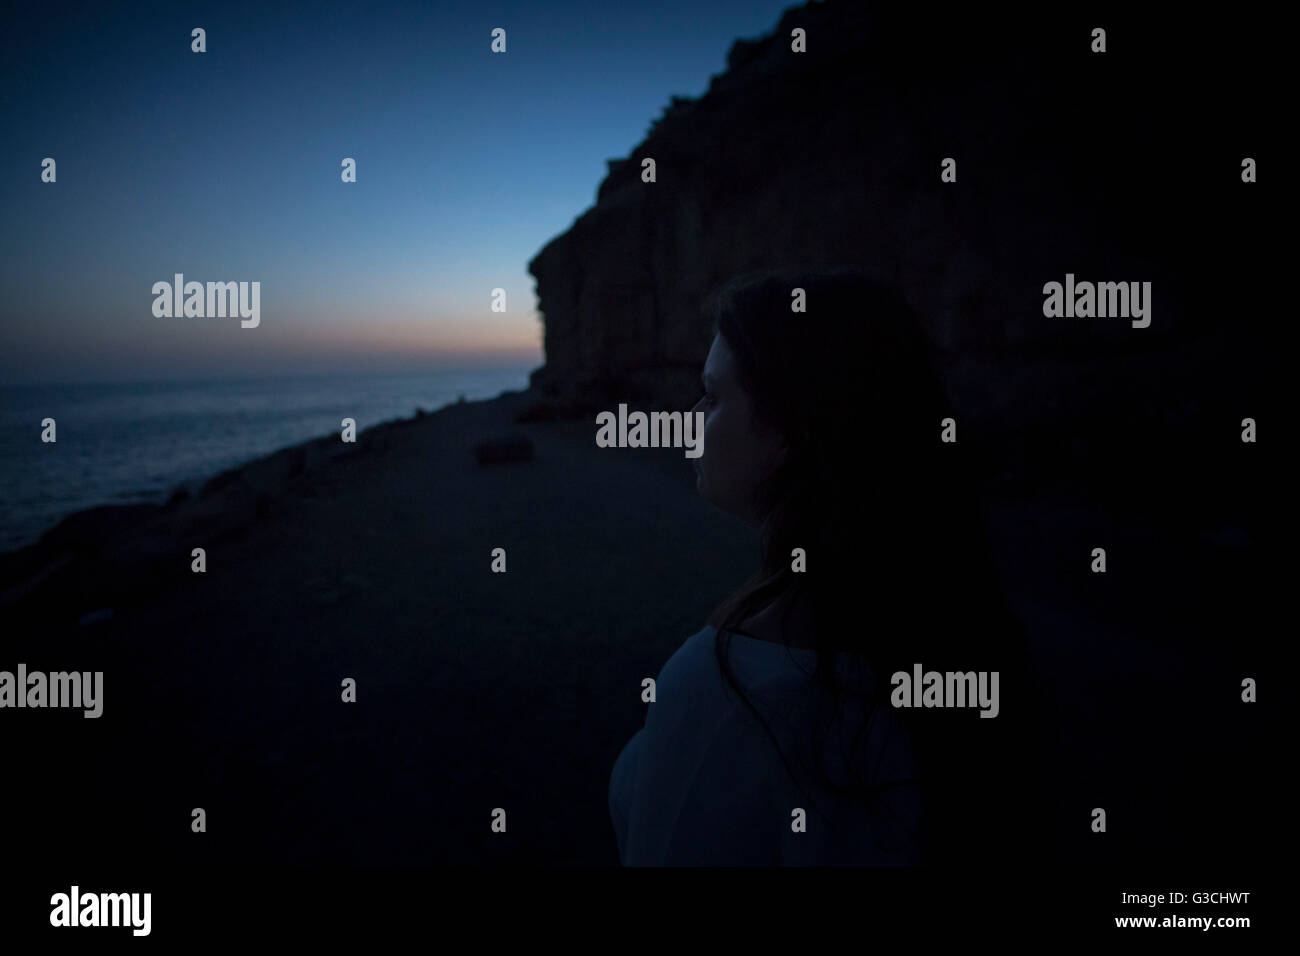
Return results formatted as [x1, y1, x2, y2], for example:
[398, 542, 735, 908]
[660, 623, 893, 700]
[655, 624, 719, 683]
[644, 625, 812, 739]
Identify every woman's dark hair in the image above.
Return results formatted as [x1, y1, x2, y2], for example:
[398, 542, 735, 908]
[701, 266, 1044, 865]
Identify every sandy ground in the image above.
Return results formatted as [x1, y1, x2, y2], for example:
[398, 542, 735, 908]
[2, 387, 1273, 866]
[4, 391, 759, 864]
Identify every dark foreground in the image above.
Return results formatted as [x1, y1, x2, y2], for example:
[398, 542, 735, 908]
[0, 383, 1276, 866]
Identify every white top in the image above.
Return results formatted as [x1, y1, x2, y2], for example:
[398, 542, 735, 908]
[609, 625, 923, 865]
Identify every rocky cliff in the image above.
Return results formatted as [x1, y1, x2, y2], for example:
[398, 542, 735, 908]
[526, 2, 1266, 433]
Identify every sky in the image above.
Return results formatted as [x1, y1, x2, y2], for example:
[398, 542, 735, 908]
[0, 0, 798, 385]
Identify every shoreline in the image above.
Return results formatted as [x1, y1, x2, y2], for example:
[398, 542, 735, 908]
[0, 366, 540, 556]
[1, 379, 534, 554]
[0, 386, 541, 615]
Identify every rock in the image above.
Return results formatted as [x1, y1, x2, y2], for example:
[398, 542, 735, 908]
[525, 1, 1241, 434]
[1206, 524, 1249, 550]
[514, 400, 560, 423]
[473, 434, 535, 465]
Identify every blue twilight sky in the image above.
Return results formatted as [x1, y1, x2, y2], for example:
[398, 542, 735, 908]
[0, 0, 797, 385]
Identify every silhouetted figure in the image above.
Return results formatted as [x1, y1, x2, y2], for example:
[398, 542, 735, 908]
[610, 267, 1045, 865]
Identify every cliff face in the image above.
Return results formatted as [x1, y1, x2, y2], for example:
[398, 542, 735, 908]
[526, 2, 1261, 425]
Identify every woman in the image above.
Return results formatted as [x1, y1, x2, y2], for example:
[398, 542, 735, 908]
[609, 266, 1043, 866]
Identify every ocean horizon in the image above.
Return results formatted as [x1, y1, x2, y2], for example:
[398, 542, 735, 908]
[0, 366, 535, 554]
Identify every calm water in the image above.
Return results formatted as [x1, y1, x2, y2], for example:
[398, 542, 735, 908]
[0, 368, 533, 554]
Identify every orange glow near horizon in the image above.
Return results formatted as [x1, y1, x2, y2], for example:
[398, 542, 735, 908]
[281, 307, 545, 358]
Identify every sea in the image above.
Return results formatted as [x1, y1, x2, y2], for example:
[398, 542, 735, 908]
[0, 367, 533, 554]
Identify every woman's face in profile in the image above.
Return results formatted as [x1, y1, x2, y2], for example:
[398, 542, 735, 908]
[690, 332, 787, 527]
